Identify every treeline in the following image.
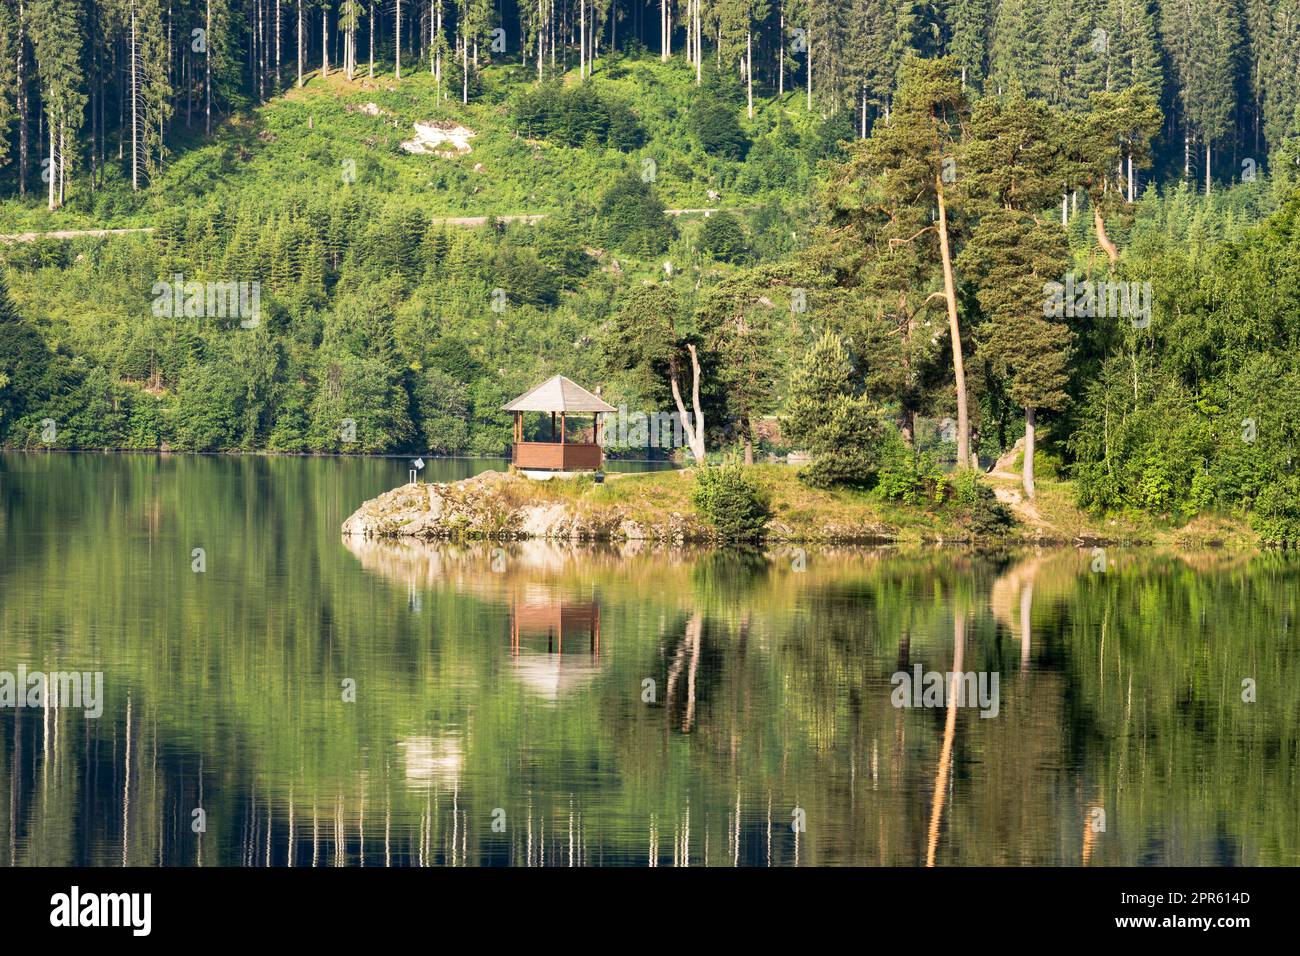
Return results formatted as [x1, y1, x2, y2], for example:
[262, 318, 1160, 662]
[2, 1, 1300, 206]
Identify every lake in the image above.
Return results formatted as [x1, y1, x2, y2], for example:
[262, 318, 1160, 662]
[0, 452, 1296, 866]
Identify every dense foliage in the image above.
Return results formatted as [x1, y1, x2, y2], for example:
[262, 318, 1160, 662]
[691, 462, 771, 541]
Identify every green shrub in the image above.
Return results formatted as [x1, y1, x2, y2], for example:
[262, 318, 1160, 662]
[511, 82, 645, 151]
[598, 171, 678, 256]
[1249, 481, 1300, 544]
[950, 470, 1015, 536]
[691, 99, 750, 160]
[692, 464, 771, 542]
[698, 211, 750, 263]
[875, 447, 948, 506]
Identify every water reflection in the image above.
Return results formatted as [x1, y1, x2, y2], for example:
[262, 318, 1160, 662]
[510, 592, 603, 700]
[0, 453, 1297, 866]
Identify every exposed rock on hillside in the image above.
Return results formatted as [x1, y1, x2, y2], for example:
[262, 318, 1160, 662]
[400, 121, 476, 156]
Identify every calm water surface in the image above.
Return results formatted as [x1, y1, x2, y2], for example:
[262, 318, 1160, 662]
[0, 452, 1296, 866]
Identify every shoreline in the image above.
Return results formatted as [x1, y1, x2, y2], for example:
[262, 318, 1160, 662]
[340, 467, 1265, 551]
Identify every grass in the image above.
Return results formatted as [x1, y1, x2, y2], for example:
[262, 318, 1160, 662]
[511, 463, 1265, 547]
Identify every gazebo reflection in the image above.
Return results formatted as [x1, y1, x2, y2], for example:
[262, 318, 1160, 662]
[509, 587, 603, 700]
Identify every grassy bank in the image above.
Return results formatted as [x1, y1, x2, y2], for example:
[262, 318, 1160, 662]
[507, 464, 1264, 548]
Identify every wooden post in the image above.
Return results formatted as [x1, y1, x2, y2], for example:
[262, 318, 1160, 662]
[551, 411, 556, 441]
[561, 412, 566, 445]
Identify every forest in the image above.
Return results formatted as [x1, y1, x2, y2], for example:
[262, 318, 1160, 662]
[2, 0, 1300, 541]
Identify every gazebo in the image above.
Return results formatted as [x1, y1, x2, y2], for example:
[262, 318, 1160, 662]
[502, 375, 616, 475]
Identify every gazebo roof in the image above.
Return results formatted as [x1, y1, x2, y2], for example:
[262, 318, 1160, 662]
[502, 375, 617, 413]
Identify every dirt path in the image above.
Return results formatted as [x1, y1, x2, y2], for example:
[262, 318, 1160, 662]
[985, 470, 1048, 533]
[2, 208, 730, 242]
[0, 227, 155, 244]
[432, 207, 729, 226]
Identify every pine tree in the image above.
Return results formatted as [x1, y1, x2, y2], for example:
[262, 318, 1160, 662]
[958, 89, 1073, 499]
[817, 56, 973, 463]
[0, 3, 15, 168]
[1160, 0, 1241, 192]
[1257, 0, 1300, 154]
[1068, 85, 1161, 262]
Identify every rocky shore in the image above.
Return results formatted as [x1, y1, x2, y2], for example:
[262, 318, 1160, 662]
[341, 471, 713, 542]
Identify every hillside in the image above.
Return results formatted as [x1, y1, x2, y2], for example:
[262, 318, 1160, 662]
[0, 56, 829, 232]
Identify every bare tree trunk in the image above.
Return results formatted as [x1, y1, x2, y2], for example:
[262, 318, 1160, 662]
[694, 0, 700, 84]
[47, 120, 55, 210]
[1204, 138, 1211, 195]
[777, 6, 784, 97]
[297, 0, 303, 87]
[261, 0, 269, 101]
[322, 7, 329, 78]
[925, 613, 964, 868]
[1019, 575, 1033, 669]
[669, 345, 707, 464]
[396, 0, 402, 79]
[130, 1, 140, 190]
[660, 0, 668, 61]
[1093, 203, 1119, 264]
[17, 0, 27, 196]
[1023, 407, 1036, 500]
[746, 31, 753, 118]
[936, 176, 970, 469]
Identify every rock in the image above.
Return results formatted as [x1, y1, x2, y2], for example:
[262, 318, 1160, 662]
[401, 121, 476, 156]
[342, 473, 697, 542]
[992, 437, 1025, 475]
[346, 101, 389, 116]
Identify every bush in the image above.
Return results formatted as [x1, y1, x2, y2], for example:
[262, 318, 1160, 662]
[511, 82, 645, 151]
[691, 98, 750, 160]
[875, 442, 948, 506]
[692, 464, 771, 542]
[598, 171, 678, 256]
[698, 212, 750, 263]
[784, 331, 887, 488]
[951, 469, 1015, 536]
